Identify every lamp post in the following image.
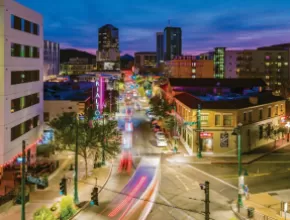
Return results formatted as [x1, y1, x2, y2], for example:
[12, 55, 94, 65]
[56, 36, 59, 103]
[197, 104, 202, 158]
[74, 115, 81, 204]
[232, 122, 243, 212]
[285, 122, 290, 142]
[101, 113, 108, 165]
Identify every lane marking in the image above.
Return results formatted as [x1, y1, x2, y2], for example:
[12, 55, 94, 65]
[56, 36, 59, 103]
[186, 164, 238, 190]
[176, 175, 190, 191]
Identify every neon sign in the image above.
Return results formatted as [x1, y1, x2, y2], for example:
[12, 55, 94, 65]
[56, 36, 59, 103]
[95, 76, 105, 117]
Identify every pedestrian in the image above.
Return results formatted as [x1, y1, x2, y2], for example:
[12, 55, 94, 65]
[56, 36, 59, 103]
[244, 185, 249, 199]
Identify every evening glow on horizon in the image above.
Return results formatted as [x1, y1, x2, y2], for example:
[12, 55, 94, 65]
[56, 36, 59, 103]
[17, 0, 290, 55]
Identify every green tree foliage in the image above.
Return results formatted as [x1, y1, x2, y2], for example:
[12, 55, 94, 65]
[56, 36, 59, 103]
[49, 112, 120, 178]
[33, 206, 55, 220]
[263, 124, 286, 146]
[137, 86, 145, 97]
[149, 96, 173, 118]
[59, 196, 76, 220]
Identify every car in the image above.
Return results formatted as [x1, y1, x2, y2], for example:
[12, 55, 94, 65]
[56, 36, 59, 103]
[155, 131, 165, 139]
[134, 103, 141, 111]
[153, 125, 161, 132]
[156, 137, 167, 147]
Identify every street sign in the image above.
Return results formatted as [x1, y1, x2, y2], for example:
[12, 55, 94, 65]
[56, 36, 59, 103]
[184, 121, 197, 125]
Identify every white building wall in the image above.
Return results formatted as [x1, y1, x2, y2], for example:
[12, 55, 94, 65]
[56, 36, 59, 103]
[0, 0, 43, 165]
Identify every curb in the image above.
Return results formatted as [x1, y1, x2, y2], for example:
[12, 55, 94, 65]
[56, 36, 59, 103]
[231, 204, 249, 220]
[69, 162, 114, 219]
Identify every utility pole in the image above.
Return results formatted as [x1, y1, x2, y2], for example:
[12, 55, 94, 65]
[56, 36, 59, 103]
[74, 116, 79, 204]
[205, 181, 210, 220]
[237, 125, 243, 212]
[197, 104, 202, 158]
[21, 140, 26, 220]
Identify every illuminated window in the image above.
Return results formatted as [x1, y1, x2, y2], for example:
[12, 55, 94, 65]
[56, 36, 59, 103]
[215, 115, 221, 126]
[265, 62, 270, 66]
[278, 62, 282, 67]
[192, 69, 196, 73]
[285, 62, 288, 66]
[223, 115, 233, 126]
[265, 55, 270, 60]
[278, 55, 281, 59]
[265, 75, 270, 79]
[201, 114, 209, 125]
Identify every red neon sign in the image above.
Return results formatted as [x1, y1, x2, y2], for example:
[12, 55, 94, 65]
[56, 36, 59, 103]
[200, 132, 213, 139]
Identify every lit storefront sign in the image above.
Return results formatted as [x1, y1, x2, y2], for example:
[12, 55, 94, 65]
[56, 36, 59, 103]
[95, 77, 105, 117]
[200, 132, 213, 152]
[200, 132, 213, 139]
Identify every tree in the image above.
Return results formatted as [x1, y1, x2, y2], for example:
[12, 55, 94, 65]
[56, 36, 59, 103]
[137, 86, 145, 97]
[263, 124, 286, 146]
[149, 96, 173, 118]
[59, 196, 76, 220]
[33, 207, 55, 220]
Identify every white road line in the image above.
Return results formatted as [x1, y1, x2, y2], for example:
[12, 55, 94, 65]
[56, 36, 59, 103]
[159, 194, 196, 220]
[186, 165, 238, 190]
[176, 175, 190, 191]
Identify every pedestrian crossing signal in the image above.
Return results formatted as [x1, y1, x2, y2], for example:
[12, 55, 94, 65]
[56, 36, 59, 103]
[59, 178, 67, 196]
[90, 187, 99, 206]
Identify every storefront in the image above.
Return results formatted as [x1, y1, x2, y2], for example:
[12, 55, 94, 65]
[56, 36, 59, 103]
[200, 132, 213, 152]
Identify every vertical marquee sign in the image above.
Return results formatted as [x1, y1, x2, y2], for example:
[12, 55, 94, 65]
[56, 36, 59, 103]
[95, 76, 105, 117]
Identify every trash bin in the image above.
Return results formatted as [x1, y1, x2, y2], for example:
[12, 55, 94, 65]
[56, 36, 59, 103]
[247, 207, 254, 218]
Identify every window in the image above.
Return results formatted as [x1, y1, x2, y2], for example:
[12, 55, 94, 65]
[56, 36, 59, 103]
[24, 20, 31, 33]
[201, 114, 209, 125]
[11, 43, 39, 58]
[259, 109, 263, 120]
[11, 115, 39, 141]
[33, 47, 39, 58]
[44, 112, 50, 122]
[11, 93, 39, 113]
[259, 125, 263, 139]
[243, 112, 247, 121]
[275, 106, 278, 115]
[215, 115, 221, 126]
[248, 112, 252, 122]
[268, 107, 271, 117]
[223, 115, 233, 126]
[11, 70, 40, 85]
[11, 15, 22, 30]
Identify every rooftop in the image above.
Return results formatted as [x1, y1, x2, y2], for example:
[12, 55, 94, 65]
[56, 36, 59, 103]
[44, 82, 93, 101]
[169, 78, 266, 88]
[175, 92, 284, 110]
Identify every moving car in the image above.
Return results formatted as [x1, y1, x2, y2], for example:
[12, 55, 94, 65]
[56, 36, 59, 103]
[156, 137, 167, 147]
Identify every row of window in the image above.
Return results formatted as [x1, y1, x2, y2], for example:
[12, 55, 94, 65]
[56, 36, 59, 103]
[11, 93, 39, 113]
[11, 70, 40, 85]
[11, 15, 39, 35]
[11, 115, 39, 141]
[243, 105, 283, 123]
[11, 43, 39, 58]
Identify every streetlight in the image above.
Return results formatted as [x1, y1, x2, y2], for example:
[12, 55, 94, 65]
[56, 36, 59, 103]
[232, 122, 243, 212]
[285, 122, 290, 142]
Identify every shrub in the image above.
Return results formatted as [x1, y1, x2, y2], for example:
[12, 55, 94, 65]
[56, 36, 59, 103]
[33, 206, 55, 220]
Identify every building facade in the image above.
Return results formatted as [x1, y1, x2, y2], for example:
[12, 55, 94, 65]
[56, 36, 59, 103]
[174, 92, 285, 155]
[237, 49, 290, 95]
[60, 57, 96, 75]
[0, 0, 43, 166]
[97, 24, 120, 71]
[134, 52, 157, 68]
[44, 40, 59, 80]
[163, 27, 182, 61]
[156, 32, 164, 65]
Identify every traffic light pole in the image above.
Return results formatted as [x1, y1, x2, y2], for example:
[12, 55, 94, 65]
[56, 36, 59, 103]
[74, 117, 79, 204]
[197, 104, 202, 158]
[205, 181, 210, 220]
[21, 140, 26, 220]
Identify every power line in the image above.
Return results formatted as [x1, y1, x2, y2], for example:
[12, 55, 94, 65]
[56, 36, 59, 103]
[78, 179, 216, 220]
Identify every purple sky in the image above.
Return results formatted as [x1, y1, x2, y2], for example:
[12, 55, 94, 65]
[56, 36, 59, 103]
[18, 0, 290, 55]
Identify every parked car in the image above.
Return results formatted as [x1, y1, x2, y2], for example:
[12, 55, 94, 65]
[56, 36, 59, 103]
[157, 137, 167, 147]
[155, 131, 165, 139]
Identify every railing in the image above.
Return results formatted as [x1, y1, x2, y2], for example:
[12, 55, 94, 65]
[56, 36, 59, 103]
[239, 206, 284, 220]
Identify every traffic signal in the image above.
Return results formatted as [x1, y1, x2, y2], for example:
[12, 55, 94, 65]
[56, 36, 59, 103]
[59, 178, 67, 196]
[90, 187, 99, 206]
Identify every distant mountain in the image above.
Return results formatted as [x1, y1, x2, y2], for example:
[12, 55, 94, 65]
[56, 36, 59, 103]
[121, 54, 134, 61]
[60, 49, 96, 64]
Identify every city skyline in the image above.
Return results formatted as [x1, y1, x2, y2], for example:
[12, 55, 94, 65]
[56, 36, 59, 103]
[17, 0, 290, 55]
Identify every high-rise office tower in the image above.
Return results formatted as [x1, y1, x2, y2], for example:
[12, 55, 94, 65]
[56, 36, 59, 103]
[44, 40, 60, 80]
[163, 27, 182, 61]
[97, 24, 120, 70]
[156, 32, 164, 65]
[0, 0, 43, 166]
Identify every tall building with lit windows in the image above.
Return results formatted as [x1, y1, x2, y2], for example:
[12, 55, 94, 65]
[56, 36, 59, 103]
[156, 32, 164, 65]
[97, 24, 120, 71]
[163, 27, 182, 61]
[0, 0, 43, 167]
[214, 47, 225, 78]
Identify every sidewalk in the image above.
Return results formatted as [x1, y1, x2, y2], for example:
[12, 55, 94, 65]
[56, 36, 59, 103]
[168, 139, 290, 165]
[231, 192, 290, 220]
[0, 155, 112, 220]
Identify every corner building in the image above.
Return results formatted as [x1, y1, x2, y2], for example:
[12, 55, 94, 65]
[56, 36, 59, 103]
[0, 0, 43, 166]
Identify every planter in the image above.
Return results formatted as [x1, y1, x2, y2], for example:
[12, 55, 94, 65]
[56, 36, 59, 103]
[29, 184, 37, 192]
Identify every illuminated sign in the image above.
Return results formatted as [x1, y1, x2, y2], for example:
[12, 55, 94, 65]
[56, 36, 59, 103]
[200, 132, 213, 139]
[95, 77, 104, 117]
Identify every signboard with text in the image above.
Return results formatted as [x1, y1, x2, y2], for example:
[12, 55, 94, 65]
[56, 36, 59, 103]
[200, 132, 213, 139]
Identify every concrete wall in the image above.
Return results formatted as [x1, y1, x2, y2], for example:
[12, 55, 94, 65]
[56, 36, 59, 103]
[0, 0, 43, 164]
